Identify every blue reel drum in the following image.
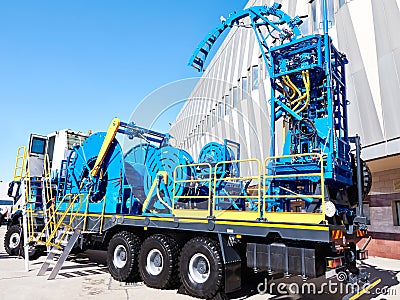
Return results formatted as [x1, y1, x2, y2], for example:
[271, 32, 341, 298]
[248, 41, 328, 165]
[64, 132, 124, 214]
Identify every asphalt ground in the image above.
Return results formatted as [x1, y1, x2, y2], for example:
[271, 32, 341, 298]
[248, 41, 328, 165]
[0, 226, 399, 300]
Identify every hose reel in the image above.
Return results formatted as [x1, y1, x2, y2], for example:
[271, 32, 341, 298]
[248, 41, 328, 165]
[198, 142, 237, 177]
[124, 143, 157, 201]
[145, 146, 196, 198]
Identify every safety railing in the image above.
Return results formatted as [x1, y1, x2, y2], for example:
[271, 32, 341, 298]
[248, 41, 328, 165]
[54, 194, 84, 248]
[172, 163, 212, 218]
[21, 153, 50, 244]
[213, 159, 262, 221]
[34, 193, 84, 248]
[23, 156, 37, 243]
[83, 193, 107, 233]
[25, 155, 56, 243]
[43, 154, 56, 234]
[13, 146, 27, 181]
[26, 202, 35, 242]
[263, 153, 326, 224]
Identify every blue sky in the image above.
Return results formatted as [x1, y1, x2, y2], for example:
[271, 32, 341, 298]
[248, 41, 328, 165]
[0, 0, 247, 181]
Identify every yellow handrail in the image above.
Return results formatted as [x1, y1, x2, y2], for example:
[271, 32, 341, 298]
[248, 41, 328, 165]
[55, 194, 84, 245]
[43, 154, 57, 234]
[213, 158, 262, 217]
[24, 155, 36, 242]
[13, 146, 27, 181]
[34, 193, 81, 245]
[263, 153, 325, 218]
[33, 194, 71, 244]
[172, 163, 212, 216]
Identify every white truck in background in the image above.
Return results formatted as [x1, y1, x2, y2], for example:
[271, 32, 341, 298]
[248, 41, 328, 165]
[0, 183, 14, 224]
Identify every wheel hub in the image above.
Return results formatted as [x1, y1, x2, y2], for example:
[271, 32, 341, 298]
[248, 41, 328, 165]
[9, 232, 20, 249]
[146, 249, 163, 276]
[188, 253, 210, 284]
[113, 245, 127, 268]
[197, 260, 207, 274]
[153, 255, 162, 267]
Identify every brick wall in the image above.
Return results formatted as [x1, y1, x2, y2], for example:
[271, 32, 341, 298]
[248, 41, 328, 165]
[357, 233, 400, 260]
[371, 168, 400, 194]
[357, 167, 400, 259]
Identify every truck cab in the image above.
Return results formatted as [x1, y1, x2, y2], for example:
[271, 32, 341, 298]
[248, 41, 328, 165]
[4, 129, 88, 256]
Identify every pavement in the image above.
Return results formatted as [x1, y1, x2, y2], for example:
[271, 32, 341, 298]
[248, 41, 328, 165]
[0, 226, 399, 300]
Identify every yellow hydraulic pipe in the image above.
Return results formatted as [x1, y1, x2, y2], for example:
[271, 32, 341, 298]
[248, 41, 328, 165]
[284, 74, 305, 112]
[142, 171, 169, 212]
[281, 76, 296, 100]
[291, 71, 306, 112]
[90, 117, 120, 177]
[296, 70, 311, 113]
[290, 71, 309, 112]
[284, 75, 301, 97]
[291, 93, 307, 111]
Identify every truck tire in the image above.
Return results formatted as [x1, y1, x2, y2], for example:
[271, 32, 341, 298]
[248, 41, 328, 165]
[4, 224, 21, 255]
[348, 158, 372, 207]
[179, 237, 223, 299]
[139, 234, 180, 289]
[4, 224, 44, 260]
[20, 244, 43, 261]
[107, 231, 141, 282]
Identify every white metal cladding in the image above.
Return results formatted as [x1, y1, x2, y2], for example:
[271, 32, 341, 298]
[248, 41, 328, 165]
[170, 0, 400, 166]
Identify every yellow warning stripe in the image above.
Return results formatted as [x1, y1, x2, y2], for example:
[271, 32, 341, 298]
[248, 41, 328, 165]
[356, 229, 367, 237]
[56, 212, 329, 231]
[331, 229, 343, 239]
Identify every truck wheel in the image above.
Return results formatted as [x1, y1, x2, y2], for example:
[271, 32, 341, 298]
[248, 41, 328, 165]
[20, 244, 44, 260]
[139, 234, 180, 289]
[179, 237, 223, 299]
[107, 231, 141, 282]
[4, 224, 21, 255]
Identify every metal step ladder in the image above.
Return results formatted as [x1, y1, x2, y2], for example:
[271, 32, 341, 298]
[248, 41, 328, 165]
[37, 227, 81, 280]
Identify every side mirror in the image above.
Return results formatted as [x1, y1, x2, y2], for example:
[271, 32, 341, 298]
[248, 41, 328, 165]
[7, 181, 21, 203]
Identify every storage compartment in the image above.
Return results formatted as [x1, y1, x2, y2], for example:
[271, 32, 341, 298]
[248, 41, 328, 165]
[246, 242, 326, 278]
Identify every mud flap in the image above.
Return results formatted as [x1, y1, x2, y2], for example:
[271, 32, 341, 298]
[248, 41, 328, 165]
[218, 234, 241, 294]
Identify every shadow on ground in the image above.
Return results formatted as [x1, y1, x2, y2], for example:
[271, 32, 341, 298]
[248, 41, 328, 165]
[7, 247, 397, 300]
[225, 262, 399, 300]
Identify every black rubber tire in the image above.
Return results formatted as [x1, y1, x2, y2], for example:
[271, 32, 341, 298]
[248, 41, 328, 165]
[361, 160, 372, 198]
[20, 244, 44, 261]
[139, 234, 180, 289]
[107, 231, 141, 282]
[4, 224, 21, 255]
[179, 237, 223, 299]
[348, 159, 373, 207]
